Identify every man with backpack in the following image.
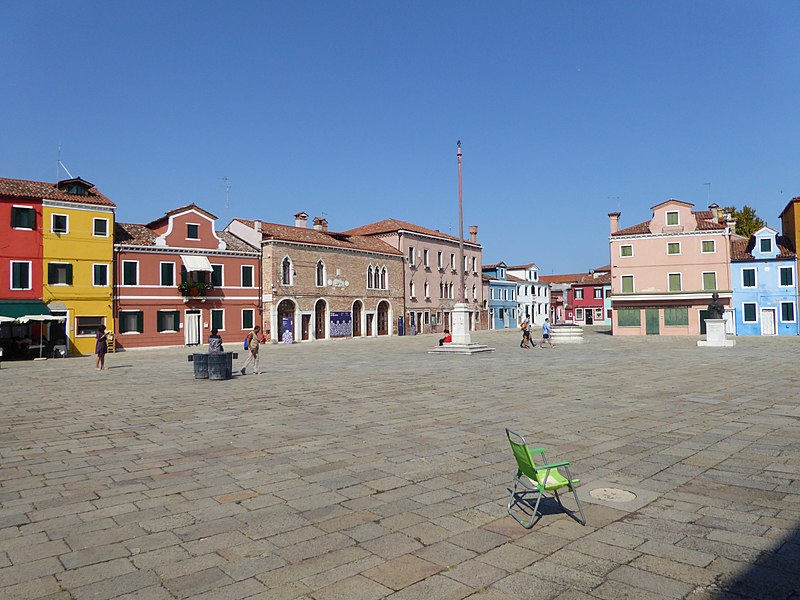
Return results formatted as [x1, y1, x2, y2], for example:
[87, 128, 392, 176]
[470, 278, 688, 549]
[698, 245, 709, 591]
[240, 325, 263, 375]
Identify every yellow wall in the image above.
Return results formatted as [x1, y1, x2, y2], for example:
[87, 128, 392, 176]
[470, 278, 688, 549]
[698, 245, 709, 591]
[781, 201, 798, 251]
[42, 202, 115, 355]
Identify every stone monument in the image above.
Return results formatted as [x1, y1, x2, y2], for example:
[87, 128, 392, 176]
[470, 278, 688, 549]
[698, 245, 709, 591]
[697, 293, 735, 347]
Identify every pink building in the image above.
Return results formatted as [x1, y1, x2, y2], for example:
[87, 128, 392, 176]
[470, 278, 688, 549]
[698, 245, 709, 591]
[609, 200, 733, 336]
[114, 205, 261, 349]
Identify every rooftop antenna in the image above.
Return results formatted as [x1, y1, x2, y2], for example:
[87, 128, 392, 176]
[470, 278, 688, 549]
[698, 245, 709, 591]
[704, 182, 711, 204]
[56, 145, 74, 179]
[219, 177, 230, 209]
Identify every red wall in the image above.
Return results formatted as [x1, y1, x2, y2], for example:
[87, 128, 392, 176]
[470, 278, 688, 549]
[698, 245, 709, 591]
[0, 198, 43, 299]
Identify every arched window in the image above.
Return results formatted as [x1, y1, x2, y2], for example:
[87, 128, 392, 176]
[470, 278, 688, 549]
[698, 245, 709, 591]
[281, 257, 293, 285]
[380, 267, 387, 289]
[316, 260, 325, 287]
[410, 281, 416, 298]
[472, 285, 477, 300]
[424, 281, 429, 299]
[367, 266, 374, 289]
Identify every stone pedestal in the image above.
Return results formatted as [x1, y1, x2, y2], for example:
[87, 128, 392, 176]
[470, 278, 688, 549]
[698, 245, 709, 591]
[428, 303, 494, 354]
[697, 319, 736, 347]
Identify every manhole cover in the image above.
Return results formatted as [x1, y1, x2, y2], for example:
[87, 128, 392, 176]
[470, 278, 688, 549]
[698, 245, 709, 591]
[589, 487, 636, 502]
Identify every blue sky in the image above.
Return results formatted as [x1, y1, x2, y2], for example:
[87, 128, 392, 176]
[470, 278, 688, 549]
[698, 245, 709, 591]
[3, 2, 799, 273]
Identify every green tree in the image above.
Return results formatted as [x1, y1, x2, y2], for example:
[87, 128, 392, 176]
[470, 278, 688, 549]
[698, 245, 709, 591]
[722, 205, 766, 238]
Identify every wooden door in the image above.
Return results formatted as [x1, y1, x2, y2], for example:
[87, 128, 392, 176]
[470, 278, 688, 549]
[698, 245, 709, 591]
[301, 314, 310, 340]
[645, 308, 659, 335]
[315, 300, 326, 339]
[761, 308, 776, 335]
[353, 301, 362, 337]
[378, 302, 389, 335]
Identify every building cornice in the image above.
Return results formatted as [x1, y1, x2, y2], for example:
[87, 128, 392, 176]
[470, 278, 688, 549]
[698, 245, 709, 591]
[609, 229, 729, 242]
[114, 244, 260, 258]
[610, 291, 732, 303]
[42, 199, 115, 213]
[262, 239, 404, 259]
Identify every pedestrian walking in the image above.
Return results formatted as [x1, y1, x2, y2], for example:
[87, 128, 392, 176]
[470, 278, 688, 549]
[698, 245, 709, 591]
[540, 318, 555, 348]
[519, 319, 533, 349]
[95, 325, 110, 370]
[240, 325, 263, 375]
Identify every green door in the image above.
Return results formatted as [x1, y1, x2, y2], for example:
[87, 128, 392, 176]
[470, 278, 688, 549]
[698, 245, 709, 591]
[699, 310, 710, 335]
[646, 308, 660, 335]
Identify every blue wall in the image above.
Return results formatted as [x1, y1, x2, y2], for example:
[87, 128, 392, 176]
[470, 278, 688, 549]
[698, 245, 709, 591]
[731, 258, 798, 336]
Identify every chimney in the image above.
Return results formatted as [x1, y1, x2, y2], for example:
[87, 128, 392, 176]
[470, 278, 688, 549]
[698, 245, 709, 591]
[312, 217, 324, 231]
[608, 212, 621, 234]
[469, 225, 478, 243]
[320, 218, 328, 232]
[254, 220, 261, 233]
[294, 212, 308, 228]
[709, 203, 719, 221]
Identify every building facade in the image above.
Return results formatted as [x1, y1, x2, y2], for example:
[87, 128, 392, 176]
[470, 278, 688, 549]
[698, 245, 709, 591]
[779, 196, 800, 311]
[571, 271, 611, 326]
[540, 274, 584, 323]
[730, 227, 798, 336]
[343, 219, 483, 334]
[114, 205, 261, 350]
[228, 214, 404, 342]
[482, 262, 517, 329]
[609, 200, 733, 336]
[507, 263, 550, 325]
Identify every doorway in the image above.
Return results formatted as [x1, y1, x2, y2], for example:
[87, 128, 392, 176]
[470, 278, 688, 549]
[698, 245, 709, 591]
[185, 310, 202, 345]
[314, 299, 327, 340]
[366, 313, 374, 336]
[645, 308, 659, 335]
[761, 308, 777, 335]
[378, 301, 389, 335]
[301, 314, 310, 341]
[353, 301, 362, 336]
[277, 299, 295, 342]
[585, 310, 594, 325]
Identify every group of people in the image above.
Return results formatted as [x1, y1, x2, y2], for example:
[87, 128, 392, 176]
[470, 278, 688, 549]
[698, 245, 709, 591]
[519, 318, 554, 349]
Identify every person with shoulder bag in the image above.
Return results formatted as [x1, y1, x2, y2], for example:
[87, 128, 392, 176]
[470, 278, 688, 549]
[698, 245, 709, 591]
[240, 325, 263, 375]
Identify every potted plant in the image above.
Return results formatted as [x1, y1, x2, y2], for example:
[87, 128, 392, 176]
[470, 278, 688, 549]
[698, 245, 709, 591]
[178, 281, 214, 298]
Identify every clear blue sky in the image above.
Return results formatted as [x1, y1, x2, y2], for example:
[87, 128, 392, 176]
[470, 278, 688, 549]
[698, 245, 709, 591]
[3, 2, 799, 273]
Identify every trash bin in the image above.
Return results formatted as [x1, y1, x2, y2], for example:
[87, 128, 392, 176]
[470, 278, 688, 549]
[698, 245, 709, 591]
[192, 353, 209, 379]
[208, 352, 233, 380]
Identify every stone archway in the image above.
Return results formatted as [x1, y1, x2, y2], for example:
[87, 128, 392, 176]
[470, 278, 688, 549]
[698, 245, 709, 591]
[377, 301, 390, 336]
[314, 299, 327, 340]
[353, 300, 363, 337]
[277, 299, 296, 342]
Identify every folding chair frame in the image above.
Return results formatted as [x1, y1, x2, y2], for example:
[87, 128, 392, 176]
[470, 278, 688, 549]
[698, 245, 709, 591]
[506, 428, 587, 528]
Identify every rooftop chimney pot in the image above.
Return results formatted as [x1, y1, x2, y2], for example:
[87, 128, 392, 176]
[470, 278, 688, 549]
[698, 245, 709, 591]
[468, 225, 478, 243]
[608, 212, 621, 234]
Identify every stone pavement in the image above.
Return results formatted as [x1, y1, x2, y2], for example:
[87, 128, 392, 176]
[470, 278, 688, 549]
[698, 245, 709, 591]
[1, 328, 798, 600]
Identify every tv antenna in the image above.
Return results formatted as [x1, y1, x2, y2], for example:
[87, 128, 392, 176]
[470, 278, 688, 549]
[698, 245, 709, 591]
[704, 182, 711, 204]
[219, 177, 230, 209]
[56, 145, 74, 179]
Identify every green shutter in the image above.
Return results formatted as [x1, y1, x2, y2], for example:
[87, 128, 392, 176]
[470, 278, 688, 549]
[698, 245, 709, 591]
[66, 264, 73, 285]
[664, 308, 688, 326]
[212, 265, 222, 287]
[137, 311, 143, 333]
[703, 273, 716, 290]
[617, 309, 641, 327]
[181, 266, 188, 284]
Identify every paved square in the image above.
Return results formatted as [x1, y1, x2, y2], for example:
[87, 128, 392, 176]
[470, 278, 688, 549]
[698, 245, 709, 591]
[1, 329, 799, 599]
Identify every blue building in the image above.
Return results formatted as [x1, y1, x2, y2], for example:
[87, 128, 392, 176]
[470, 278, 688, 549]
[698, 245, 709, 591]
[482, 262, 518, 330]
[730, 227, 798, 336]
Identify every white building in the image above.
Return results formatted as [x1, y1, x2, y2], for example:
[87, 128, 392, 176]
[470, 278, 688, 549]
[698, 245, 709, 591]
[507, 263, 550, 325]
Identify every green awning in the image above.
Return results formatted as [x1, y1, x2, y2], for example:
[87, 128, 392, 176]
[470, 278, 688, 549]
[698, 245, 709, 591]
[0, 300, 52, 319]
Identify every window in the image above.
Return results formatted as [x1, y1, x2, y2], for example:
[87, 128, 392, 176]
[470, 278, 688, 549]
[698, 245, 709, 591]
[122, 261, 138, 286]
[379, 267, 387, 290]
[11, 261, 31, 290]
[281, 257, 293, 285]
[576, 308, 583, 320]
[620, 245, 633, 257]
[120, 311, 143, 334]
[316, 260, 325, 287]
[48, 262, 72, 285]
[472, 285, 476, 300]
[668, 273, 682, 292]
[702, 272, 717, 291]
[618, 309, 640, 327]
[157, 310, 180, 332]
[760, 238, 772, 253]
[594, 288, 602, 299]
[664, 308, 688, 326]
[76, 316, 104, 336]
[52, 214, 68, 234]
[211, 309, 224, 331]
[742, 268, 756, 288]
[450, 253, 455, 269]
[424, 281, 430, 298]
[437, 251, 443, 269]
[93, 218, 108, 237]
[423, 249, 429, 267]
[574, 289, 584, 300]
[11, 206, 35, 229]
[621, 276, 634, 294]
[471, 257, 476, 272]
[241, 265, 254, 287]
[161, 262, 175, 286]
[743, 303, 757, 322]
[779, 267, 794, 287]
[93, 264, 108, 287]
[409, 281, 416, 298]
[211, 265, 223, 287]
[702, 240, 716, 253]
[595, 308, 603, 320]
[187, 224, 199, 239]
[667, 242, 681, 255]
[781, 302, 795, 322]
[367, 266, 374, 289]
[408, 246, 415, 266]
[242, 309, 255, 330]
[666, 211, 679, 226]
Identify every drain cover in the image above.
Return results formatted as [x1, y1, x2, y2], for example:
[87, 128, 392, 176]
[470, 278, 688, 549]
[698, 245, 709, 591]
[589, 487, 636, 502]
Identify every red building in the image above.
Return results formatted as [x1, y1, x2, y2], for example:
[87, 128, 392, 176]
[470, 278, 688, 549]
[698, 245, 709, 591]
[571, 271, 611, 325]
[540, 273, 583, 323]
[1, 180, 44, 302]
[114, 205, 261, 349]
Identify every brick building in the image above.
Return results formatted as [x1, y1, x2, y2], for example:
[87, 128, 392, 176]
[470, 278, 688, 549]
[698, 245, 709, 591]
[227, 214, 404, 342]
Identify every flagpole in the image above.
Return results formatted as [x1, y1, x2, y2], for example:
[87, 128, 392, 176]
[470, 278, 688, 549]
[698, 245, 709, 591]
[457, 141, 465, 303]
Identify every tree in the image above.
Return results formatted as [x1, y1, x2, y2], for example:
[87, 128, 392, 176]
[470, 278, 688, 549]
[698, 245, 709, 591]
[722, 205, 766, 238]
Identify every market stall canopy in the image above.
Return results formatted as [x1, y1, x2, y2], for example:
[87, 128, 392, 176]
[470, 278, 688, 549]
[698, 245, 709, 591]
[16, 315, 66, 323]
[0, 300, 52, 319]
[0, 316, 15, 323]
[180, 255, 213, 272]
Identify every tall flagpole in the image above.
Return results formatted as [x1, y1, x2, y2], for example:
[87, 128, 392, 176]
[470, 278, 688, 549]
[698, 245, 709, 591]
[457, 141, 465, 303]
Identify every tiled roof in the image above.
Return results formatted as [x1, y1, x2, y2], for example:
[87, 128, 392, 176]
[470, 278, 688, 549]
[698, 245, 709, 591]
[611, 210, 726, 236]
[481, 262, 507, 270]
[730, 236, 796, 261]
[0, 176, 115, 207]
[575, 272, 611, 285]
[506, 263, 536, 270]
[539, 273, 585, 284]
[343, 218, 479, 245]
[146, 203, 217, 228]
[235, 219, 402, 256]
[115, 223, 258, 253]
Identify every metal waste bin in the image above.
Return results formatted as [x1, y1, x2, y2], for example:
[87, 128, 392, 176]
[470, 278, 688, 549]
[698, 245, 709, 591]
[192, 353, 209, 379]
[208, 352, 233, 380]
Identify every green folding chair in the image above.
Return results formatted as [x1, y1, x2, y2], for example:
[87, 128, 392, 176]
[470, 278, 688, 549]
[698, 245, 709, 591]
[506, 428, 586, 528]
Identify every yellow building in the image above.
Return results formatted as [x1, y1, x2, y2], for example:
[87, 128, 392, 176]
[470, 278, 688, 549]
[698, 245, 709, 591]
[779, 196, 800, 312]
[41, 178, 116, 355]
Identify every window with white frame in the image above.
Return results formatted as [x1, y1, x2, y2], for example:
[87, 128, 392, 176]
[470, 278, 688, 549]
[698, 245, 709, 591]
[408, 246, 415, 266]
[760, 238, 772, 253]
[667, 242, 681, 255]
[668, 273, 682, 292]
[742, 268, 756, 288]
[119, 311, 143, 334]
[594, 288, 602, 299]
[316, 260, 325, 287]
[11, 206, 35, 229]
[472, 285, 476, 300]
[576, 308, 583, 320]
[666, 211, 679, 226]
[380, 267, 387, 289]
[424, 281, 430, 298]
[93, 218, 108, 237]
[211, 264, 223, 287]
[93, 264, 108, 287]
[367, 266, 374, 289]
[186, 223, 199, 239]
[595, 308, 603, 320]
[11, 261, 31, 290]
[743, 303, 757, 322]
[281, 257, 293, 285]
[122, 261, 138, 286]
[701, 240, 716, 253]
[780, 302, 795, 322]
[210, 309, 224, 331]
[241, 264, 254, 287]
[242, 308, 255, 330]
[620, 245, 633, 257]
[423, 249, 429, 267]
[51, 213, 68, 234]
[409, 281, 416, 298]
[48, 262, 72, 285]
[157, 310, 180, 332]
[574, 288, 584, 300]
[161, 262, 175, 286]
[437, 251, 443, 269]
[76, 316, 104, 336]
[702, 272, 717, 291]
[450, 253, 455, 269]
[621, 275, 634, 294]
[779, 266, 794, 287]
[471, 256, 476, 272]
